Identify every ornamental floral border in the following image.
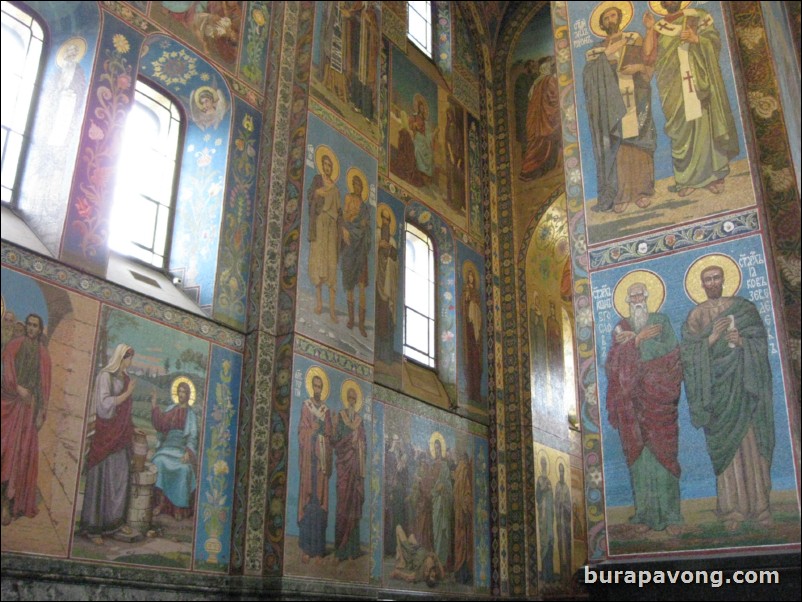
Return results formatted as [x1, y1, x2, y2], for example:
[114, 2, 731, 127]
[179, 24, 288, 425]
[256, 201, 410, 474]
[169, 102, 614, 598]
[60, 18, 140, 276]
[262, 0, 315, 575]
[489, 1, 554, 594]
[731, 1, 802, 401]
[588, 210, 760, 270]
[237, 0, 289, 577]
[213, 100, 261, 330]
[101, 2, 266, 107]
[195, 347, 242, 572]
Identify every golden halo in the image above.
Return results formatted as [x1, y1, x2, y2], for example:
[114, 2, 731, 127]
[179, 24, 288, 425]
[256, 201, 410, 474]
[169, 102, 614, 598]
[314, 145, 340, 183]
[589, 1, 634, 38]
[613, 270, 666, 318]
[648, 1, 692, 16]
[684, 254, 742, 305]
[305, 365, 330, 401]
[1, 295, 5, 322]
[346, 167, 369, 201]
[413, 93, 429, 118]
[56, 37, 87, 67]
[377, 203, 397, 236]
[340, 379, 364, 413]
[462, 260, 479, 286]
[171, 376, 197, 406]
[193, 85, 218, 107]
[429, 431, 446, 459]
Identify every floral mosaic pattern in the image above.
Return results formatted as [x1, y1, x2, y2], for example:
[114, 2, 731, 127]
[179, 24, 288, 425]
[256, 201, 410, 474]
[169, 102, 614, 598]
[731, 1, 802, 398]
[61, 18, 141, 275]
[214, 101, 261, 330]
[552, 0, 802, 566]
[434, 1, 452, 79]
[239, 2, 271, 89]
[195, 348, 241, 571]
[588, 210, 760, 270]
[490, 2, 558, 595]
[468, 115, 484, 241]
[137, 35, 232, 310]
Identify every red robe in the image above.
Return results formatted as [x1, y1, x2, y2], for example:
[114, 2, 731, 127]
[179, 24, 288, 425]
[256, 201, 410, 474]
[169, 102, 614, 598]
[1, 336, 52, 519]
[605, 317, 683, 477]
[86, 372, 134, 470]
[332, 410, 365, 557]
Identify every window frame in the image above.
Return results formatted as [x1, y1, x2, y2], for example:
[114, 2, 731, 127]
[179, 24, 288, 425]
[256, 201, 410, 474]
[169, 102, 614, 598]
[109, 75, 185, 272]
[403, 220, 438, 369]
[406, 0, 433, 59]
[1, 0, 46, 207]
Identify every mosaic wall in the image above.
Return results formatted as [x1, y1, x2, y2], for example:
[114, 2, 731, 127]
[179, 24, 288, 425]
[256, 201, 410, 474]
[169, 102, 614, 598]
[14, 1, 270, 330]
[264, 346, 492, 594]
[310, 2, 382, 143]
[255, 3, 494, 596]
[283, 354, 374, 583]
[1, 249, 243, 574]
[592, 237, 798, 556]
[522, 197, 579, 450]
[552, 0, 801, 561]
[456, 241, 488, 414]
[297, 114, 378, 363]
[388, 45, 471, 233]
[507, 8, 563, 251]
[18, 1, 100, 255]
[532, 443, 575, 596]
[491, 1, 800, 597]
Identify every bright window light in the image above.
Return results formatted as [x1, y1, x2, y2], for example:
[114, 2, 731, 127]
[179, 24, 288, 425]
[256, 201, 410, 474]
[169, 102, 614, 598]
[404, 222, 436, 367]
[1, 1, 44, 204]
[110, 80, 182, 268]
[407, 1, 432, 58]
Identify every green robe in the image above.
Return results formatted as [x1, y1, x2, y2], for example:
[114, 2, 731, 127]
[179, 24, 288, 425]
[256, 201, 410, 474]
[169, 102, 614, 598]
[681, 296, 774, 476]
[646, 8, 739, 189]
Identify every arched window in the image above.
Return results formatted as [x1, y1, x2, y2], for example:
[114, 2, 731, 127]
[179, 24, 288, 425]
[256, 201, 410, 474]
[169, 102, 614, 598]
[1, 0, 44, 205]
[110, 79, 183, 269]
[407, 1, 432, 58]
[403, 221, 436, 367]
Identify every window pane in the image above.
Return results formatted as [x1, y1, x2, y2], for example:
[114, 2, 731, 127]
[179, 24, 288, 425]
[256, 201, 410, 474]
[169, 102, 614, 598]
[153, 204, 169, 257]
[405, 309, 429, 352]
[407, 0, 432, 57]
[405, 347, 432, 367]
[406, 238, 429, 277]
[110, 80, 181, 268]
[405, 271, 430, 314]
[403, 221, 436, 367]
[1, 2, 44, 205]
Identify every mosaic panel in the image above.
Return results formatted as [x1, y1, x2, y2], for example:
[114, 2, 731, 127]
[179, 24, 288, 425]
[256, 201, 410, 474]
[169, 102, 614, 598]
[284, 354, 373, 583]
[592, 237, 799, 556]
[298, 114, 378, 364]
[310, 2, 381, 142]
[19, 2, 100, 255]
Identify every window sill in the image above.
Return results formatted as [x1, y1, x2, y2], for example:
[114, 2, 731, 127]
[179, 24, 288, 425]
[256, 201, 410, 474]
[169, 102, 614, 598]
[1, 205, 52, 258]
[2, 206, 204, 319]
[106, 253, 206, 318]
[401, 357, 455, 412]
